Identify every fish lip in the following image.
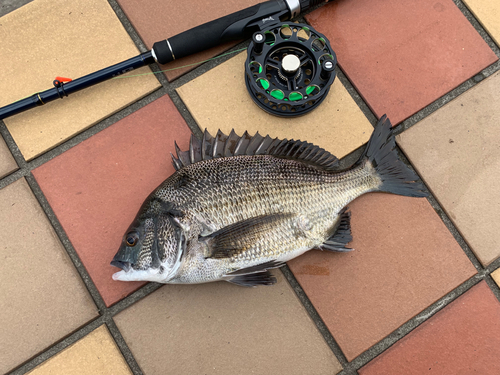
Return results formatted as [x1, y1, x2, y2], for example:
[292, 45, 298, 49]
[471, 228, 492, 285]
[110, 260, 132, 272]
[112, 270, 127, 281]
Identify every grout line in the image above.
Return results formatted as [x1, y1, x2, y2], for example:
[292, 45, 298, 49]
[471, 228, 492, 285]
[487, 257, 500, 275]
[338, 369, 359, 375]
[454, 0, 500, 57]
[107, 0, 150, 54]
[0, 167, 25, 191]
[393, 61, 500, 136]
[168, 90, 204, 137]
[0, 86, 169, 190]
[6, 316, 104, 375]
[484, 275, 500, 304]
[391, 0, 500, 136]
[107, 283, 163, 316]
[334, 68, 378, 125]
[105, 318, 144, 375]
[23, 173, 108, 313]
[394, 147, 486, 274]
[165, 39, 252, 91]
[2, 0, 500, 373]
[348, 274, 483, 370]
[423, 193, 485, 272]
[280, 266, 353, 371]
[0, 121, 27, 169]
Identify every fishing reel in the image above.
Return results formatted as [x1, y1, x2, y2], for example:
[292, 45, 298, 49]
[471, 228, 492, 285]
[245, 23, 337, 117]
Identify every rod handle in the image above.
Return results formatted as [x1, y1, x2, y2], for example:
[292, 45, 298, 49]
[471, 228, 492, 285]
[152, 0, 287, 64]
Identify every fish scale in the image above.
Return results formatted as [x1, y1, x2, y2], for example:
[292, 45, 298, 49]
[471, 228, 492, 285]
[111, 116, 427, 286]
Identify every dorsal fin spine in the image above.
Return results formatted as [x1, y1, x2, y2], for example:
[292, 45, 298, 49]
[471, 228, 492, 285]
[170, 129, 339, 171]
[171, 153, 182, 171]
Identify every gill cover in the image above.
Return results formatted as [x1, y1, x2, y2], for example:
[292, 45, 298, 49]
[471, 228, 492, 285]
[111, 196, 187, 281]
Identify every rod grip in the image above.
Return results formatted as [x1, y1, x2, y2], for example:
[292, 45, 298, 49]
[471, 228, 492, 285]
[152, 3, 264, 64]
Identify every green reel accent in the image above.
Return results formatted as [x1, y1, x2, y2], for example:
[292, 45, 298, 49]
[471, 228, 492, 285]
[258, 79, 270, 90]
[306, 85, 321, 96]
[270, 90, 285, 100]
[289, 92, 303, 101]
[249, 62, 263, 74]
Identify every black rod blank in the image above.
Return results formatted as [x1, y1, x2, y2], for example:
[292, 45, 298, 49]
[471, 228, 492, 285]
[0, 52, 154, 120]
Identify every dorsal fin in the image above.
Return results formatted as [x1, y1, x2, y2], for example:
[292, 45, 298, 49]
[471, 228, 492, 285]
[189, 134, 202, 164]
[171, 129, 339, 171]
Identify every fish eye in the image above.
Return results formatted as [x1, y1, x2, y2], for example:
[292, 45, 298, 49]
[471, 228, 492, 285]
[125, 231, 139, 247]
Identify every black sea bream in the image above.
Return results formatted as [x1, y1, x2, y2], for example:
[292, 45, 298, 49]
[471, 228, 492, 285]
[111, 116, 427, 286]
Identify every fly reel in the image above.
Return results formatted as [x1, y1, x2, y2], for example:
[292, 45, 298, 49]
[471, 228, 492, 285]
[245, 23, 337, 117]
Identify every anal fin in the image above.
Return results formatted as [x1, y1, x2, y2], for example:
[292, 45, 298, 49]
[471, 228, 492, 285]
[226, 271, 277, 287]
[321, 208, 353, 252]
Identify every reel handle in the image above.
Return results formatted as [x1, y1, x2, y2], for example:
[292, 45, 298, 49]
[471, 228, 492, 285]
[152, 0, 288, 65]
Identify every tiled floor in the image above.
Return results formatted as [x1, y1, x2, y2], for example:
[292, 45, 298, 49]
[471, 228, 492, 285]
[0, 0, 160, 160]
[25, 326, 132, 375]
[358, 281, 500, 374]
[1, 0, 500, 374]
[116, 0, 263, 81]
[397, 70, 500, 266]
[305, 0, 498, 125]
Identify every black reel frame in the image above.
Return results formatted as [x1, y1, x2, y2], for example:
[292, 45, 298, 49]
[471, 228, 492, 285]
[245, 23, 337, 117]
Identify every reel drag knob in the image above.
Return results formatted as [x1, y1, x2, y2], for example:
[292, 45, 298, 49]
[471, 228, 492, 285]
[320, 59, 335, 80]
[252, 32, 265, 55]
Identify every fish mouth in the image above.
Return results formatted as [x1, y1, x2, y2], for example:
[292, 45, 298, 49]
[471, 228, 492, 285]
[110, 260, 132, 272]
[111, 242, 140, 274]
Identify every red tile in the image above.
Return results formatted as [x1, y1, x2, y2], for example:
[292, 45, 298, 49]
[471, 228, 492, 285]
[32, 95, 191, 306]
[288, 193, 476, 361]
[306, 0, 498, 124]
[116, 0, 262, 81]
[359, 281, 500, 374]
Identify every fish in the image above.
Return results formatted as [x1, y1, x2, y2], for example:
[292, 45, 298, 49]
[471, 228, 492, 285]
[111, 115, 427, 286]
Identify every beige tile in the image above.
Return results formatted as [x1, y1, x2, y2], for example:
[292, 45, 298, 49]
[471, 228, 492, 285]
[177, 52, 372, 159]
[0, 0, 160, 160]
[27, 325, 131, 375]
[114, 272, 342, 375]
[492, 268, 500, 288]
[0, 178, 97, 374]
[463, 0, 500, 47]
[0, 136, 17, 178]
[398, 71, 500, 265]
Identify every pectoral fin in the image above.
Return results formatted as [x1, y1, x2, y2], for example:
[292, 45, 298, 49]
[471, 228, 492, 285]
[225, 260, 285, 276]
[224, 260, 284, 287]
[204, 213, 295, 259]
[226, 271, 277, 287]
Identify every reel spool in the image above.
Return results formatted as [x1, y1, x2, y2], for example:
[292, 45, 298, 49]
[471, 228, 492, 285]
[245, 23, 337, 117]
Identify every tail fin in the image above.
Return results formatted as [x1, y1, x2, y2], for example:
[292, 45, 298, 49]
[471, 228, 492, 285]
[361, 115, 428, 198]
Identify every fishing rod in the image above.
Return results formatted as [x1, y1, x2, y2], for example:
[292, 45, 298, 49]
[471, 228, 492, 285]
[0, 0, 335, 120]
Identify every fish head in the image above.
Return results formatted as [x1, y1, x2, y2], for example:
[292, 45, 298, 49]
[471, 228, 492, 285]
[111, 197, 185, 283]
